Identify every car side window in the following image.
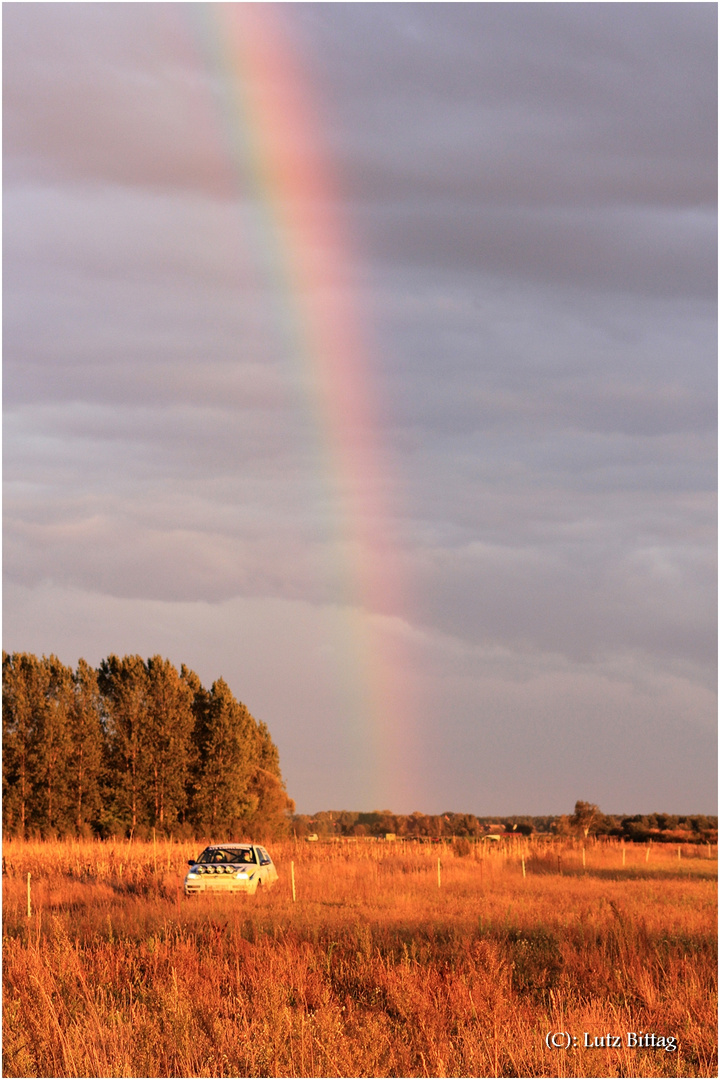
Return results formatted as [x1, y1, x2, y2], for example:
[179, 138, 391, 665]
[258, 848, 271, 865]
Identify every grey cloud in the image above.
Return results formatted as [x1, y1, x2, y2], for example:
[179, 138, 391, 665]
[412, 534, 716, 668]
[306, 4, 716, 197]
[7, 5, 715, 217]
[390, 367, 716, 441]
[3, 4, 234, 196]
[3, 3, 716, 812]
[375, 282, 716, 451]
[358, 203, 716, 298]
[298, 5, 716, 297]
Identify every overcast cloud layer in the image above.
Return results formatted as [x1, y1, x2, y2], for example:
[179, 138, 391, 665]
[4, 3, 716, 814]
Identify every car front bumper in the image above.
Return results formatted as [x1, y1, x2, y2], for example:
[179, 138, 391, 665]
[184, 870, 258, 895]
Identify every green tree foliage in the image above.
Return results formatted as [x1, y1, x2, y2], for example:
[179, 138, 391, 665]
[3, 652, 43, 837]
[67, 660, 104, 835]
[255, 720, 281, 777]
[244, 769, 296, 840]
[290, 806, 717, 843]
[33, 656, 75, 835]
[2, 652, 295, 839]
[3, 654, 104, 838]
[189, 677, 253, 831]
[186, 678, 293, 838]
[144, 656, 194, 831]
[570, 800, 601, 838]
[454, 814, 484, 837]
[98, 655, 149, 836]
[242, 718, 296, 839]
[180, 663, 206, 821]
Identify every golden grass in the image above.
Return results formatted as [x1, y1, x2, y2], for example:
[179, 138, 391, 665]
[3, 837, 716, 1077]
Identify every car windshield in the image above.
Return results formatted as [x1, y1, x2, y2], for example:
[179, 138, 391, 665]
[196, 848, 255, 865]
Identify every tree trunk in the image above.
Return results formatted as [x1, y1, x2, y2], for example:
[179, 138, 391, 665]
[19, 762, 26, 839]
[131, 750, 137, 832]
[76, 749, 84, 831]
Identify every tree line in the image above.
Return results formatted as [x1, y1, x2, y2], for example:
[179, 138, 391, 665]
[292, 804, 717, 843]
[2, 652, 294, 840]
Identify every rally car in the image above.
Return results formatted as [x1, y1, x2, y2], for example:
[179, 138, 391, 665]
[184, 843, 278, 896]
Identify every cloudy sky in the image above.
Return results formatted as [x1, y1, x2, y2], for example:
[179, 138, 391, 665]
[4, 3, 716, 815]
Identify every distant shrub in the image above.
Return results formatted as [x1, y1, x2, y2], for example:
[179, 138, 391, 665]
[453, 837, 472, 857]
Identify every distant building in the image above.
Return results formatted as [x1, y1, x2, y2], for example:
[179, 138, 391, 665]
[482, 826, 505, 841]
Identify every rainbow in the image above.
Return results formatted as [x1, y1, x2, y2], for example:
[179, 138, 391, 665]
[186, 4, 416, 808]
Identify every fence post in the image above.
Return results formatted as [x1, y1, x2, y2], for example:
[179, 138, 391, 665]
[521, 855, 526, 879]
[27, 872, 31, 918]
[291, 860, 296, 902]
[437, 858, 441, 888]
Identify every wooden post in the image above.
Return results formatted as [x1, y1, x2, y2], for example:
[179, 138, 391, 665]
[521, 856, 526, 879]
[582, 846, 586, 870]
[437, 858, 441, 888]
[646, 844, 650, 863]
[678, 845, 681, 861]
[27, 872, 31, 918]
[291, 860, 296, 902]
[622, 843, 626, 867]
[153, 828, 157, 875]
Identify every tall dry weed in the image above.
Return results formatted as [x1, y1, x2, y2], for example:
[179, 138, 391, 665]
[2, 837, 716, 1077]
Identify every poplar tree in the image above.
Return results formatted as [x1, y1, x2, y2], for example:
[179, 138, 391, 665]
[244, 768, 295, 839]
[33, 656, 74, 834]
[144, 656, 194, 831]
[2, 652, 43, 837]
[189, 677, 257, 831]
[98, 655, 149, 836]
[68, 659, 104, 835]
[4, 651, 294, 839]
[244, 720, 295, 838]
[180, 664, 206, 823]
[255, 720, 282, 777]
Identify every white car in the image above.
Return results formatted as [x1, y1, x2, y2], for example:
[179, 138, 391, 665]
[184, 843, 279, 896]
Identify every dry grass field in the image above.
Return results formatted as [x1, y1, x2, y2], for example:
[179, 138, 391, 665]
[2, 836, 716, 1078]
